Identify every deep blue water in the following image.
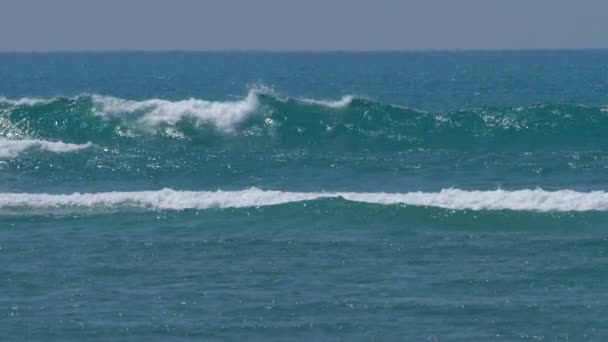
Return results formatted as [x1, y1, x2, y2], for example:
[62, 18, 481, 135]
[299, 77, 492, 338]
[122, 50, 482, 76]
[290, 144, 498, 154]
[1, 51, 608, 341]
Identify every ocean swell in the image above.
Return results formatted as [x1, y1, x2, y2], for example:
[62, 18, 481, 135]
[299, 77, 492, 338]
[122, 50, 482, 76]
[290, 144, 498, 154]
[2, 91, 608, 149]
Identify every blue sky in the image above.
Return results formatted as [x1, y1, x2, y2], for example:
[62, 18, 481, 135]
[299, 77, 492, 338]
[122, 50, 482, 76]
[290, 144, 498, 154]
[1, 0, 607, 51]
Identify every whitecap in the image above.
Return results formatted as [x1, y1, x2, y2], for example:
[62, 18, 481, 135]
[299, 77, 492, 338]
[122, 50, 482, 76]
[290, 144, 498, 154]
[0, 139, 92, 158]
[1, 188, 607, 212]
[298, 95, 355, 109]
[91, 90, 260, 131]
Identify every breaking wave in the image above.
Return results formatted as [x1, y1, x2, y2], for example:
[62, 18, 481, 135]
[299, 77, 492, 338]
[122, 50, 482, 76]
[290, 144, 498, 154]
[2, 89, 608, 149]
[0, 138, 92, 158]
[298, 95, 355, 109]
[2, 188, 608, 213]
[90, 91, 260, 131]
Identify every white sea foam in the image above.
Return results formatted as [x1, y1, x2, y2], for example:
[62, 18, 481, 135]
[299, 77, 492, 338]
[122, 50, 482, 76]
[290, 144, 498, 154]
[299, 95, 355, 109]
[0, 139, 92, 158]
[1, 90, 361, 132]
[91, 91, 359, 129]
[91, 91, 260, 131]
[0, 97, 54, 106]
[1, 188, 607, 212]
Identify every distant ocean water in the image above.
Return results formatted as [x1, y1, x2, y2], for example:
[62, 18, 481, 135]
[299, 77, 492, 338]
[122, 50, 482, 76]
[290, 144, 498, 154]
[1, 51, 608, 341]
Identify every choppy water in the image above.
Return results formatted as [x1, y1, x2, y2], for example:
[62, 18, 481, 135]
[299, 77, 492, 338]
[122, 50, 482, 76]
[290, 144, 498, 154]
[1, 51, 608, 341]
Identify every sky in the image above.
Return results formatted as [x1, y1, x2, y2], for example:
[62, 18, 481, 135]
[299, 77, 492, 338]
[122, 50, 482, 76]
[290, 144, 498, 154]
[1, 0, 607, 51]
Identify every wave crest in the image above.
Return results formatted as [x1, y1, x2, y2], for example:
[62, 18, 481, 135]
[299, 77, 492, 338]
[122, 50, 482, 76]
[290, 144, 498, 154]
[298, 95, 355, 109]
[0, 96, 53, 106]
[0, 139, 92, 158]
[91, 91, 260, 131]
[2, 91, 608, 149]
[1, 188, 608, 213]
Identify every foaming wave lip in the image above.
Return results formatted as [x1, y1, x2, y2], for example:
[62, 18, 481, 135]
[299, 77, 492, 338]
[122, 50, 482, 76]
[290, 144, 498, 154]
[247, 84, 358, 109]
[92, 90, 261, 131]
[91, 89, 360, 130]
[1, 88, 363, 131]
[1, 188, 608, 213]
[0, 96, 54, 106]
[0, 139, 93, 158]
[298, 95, 356, 109]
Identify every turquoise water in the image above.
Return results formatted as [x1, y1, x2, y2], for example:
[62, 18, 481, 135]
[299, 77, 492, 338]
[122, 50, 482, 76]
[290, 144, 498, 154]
[1, 52, 608, 340]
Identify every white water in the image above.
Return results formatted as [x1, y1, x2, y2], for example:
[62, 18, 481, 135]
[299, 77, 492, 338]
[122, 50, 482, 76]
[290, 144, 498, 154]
[92, 91, 358, 129]
[91, 91, 261, 131]
[1, 90, 359, 131]
[0, 97, 52, 106]
[0, 139, 92, 158]
[1, 188, 607, 212]
[298, 96, 355, 109]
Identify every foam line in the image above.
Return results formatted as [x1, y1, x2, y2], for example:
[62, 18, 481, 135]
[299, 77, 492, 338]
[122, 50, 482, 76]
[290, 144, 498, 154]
[0, 139, 92, 158]
[1, 188, 607, 212]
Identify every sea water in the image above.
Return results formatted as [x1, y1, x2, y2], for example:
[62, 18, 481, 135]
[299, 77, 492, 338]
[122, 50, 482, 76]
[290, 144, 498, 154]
[1, 51, 607, 340]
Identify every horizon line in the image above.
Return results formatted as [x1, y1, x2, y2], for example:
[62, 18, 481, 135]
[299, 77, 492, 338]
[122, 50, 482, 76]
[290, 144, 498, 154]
[1, 47, 608, 54]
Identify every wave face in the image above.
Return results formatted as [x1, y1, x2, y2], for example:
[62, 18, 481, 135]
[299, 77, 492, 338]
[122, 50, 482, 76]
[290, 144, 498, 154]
[2, 91, 607, 150]
[2, 188, 608, 214]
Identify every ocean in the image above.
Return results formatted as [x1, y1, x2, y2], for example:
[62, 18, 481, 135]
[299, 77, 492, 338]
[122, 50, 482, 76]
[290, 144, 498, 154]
[1, 51, 607, 340]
